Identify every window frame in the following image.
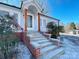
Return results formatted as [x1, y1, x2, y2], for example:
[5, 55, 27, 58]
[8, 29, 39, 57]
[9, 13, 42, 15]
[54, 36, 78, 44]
[27, 13, 34, 30]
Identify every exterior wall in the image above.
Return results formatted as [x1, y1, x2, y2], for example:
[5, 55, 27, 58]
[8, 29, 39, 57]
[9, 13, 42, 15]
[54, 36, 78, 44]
[33, 15, 38, 31]
[0, 4, 25, 32]
[40, 16, 59, 32]
[19, 13, 25, 30]
[74, 30, 79, 34]
[68, 30, 79, 35]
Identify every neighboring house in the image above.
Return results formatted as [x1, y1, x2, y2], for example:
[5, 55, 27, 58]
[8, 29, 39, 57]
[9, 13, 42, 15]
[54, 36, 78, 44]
[74, 29, 79, 34]
[0, 0, 59, 32]
[69, 29, 79, 35]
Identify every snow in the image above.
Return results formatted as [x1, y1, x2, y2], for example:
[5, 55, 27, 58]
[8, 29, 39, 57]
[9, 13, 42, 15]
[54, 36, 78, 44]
[15, 42, 32, 59]
[14, 35, 79, 59]
[59, 38, 79, 59]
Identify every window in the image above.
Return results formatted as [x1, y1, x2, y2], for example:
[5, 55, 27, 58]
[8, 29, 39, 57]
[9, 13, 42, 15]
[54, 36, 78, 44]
[27, 15, 32, 28]
[43, 19, 46, 27]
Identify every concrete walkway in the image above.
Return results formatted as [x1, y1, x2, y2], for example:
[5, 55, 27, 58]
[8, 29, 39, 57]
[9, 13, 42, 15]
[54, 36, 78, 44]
[59, 37, 79, 59]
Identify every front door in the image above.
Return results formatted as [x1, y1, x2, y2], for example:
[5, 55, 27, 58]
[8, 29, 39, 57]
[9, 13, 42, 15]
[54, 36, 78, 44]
[27, 15, 33, 30]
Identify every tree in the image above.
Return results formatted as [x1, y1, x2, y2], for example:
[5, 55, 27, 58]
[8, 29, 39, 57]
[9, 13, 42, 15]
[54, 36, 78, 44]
[0, 14, 19, 59]
[34, 0, 48, 14]
[64, 22, 76, 33]
[70, 22, 76, 30]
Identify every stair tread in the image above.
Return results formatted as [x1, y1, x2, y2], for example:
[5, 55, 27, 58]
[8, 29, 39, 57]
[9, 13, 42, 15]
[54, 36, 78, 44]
[30, 38, 47, 41]
[41, 45, 57, 54]
[40, 42, 53, 48]
[32, 39, 49, 43]
[38, 40, 49, 44]
[43, 47, 64, 59]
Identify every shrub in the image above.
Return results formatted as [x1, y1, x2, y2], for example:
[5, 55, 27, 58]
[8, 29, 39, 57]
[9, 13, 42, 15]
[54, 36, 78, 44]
[0, 14, 19, 59]
[47, 22, 58, 39]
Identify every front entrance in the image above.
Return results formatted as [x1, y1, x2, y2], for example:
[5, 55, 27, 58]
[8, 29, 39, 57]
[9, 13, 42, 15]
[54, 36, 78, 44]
[27, 15, 34, 31]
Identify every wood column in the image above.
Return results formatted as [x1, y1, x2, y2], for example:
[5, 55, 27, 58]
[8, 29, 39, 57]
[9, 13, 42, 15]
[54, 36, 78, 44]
[38, 13, 40, 32]
[24, 9, 28, 32]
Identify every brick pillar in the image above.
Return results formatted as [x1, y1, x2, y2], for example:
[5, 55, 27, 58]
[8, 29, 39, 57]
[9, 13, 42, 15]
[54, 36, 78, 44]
[38, 13, 40, 32]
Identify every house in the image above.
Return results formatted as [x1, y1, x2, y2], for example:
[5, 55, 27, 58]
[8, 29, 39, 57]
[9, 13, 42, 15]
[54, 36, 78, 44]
[69, 29, 79, 35]
[0, 0, 64, 59]
[0, 0, 59, 32]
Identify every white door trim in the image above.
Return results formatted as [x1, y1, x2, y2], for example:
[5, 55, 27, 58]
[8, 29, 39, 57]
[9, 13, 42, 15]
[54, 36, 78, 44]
[27, 13, 34, 31]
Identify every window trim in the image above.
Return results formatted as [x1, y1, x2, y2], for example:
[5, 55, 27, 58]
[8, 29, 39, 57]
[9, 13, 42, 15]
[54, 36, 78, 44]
[27, 13, 34, 30]
[27, 15, 33, 28]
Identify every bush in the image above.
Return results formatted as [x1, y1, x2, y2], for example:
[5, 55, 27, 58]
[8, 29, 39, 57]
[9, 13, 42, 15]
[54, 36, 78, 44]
[0, 33, 20, 59]
[0, 14, 19, 59]
[47, 22, 58, 38]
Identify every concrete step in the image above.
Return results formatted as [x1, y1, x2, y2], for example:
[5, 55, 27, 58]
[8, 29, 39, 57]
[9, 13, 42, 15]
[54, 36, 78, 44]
[41, 47, 64, 59]
[28, 35, 44, 38]
[40, 45, 57, 55]
[27, 32, 44, 38]
[38, 40, 49, 44]
[39, 42, 53, 48]
[32, 39, 49, 43]
[30, 38, 47, 41]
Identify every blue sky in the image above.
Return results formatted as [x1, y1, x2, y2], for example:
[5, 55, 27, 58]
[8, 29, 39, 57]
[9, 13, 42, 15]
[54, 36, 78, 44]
[47, 0, 79, 25]
[0, 0, 21, 7]
[0, 0, 79, 25]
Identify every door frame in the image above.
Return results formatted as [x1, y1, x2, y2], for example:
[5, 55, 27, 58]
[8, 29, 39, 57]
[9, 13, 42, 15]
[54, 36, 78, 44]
[27, 13, 34, 31]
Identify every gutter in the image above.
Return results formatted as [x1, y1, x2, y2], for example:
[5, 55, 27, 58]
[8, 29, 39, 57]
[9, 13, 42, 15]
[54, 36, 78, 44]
[0, 2, 21, 9]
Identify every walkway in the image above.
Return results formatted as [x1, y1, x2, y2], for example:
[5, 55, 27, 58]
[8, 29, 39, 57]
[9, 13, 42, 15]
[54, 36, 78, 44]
[59, 37, 79, 59]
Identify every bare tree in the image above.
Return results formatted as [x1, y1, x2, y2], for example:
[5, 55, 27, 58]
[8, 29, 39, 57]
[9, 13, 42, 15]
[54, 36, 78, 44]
[33, 0, 48, 14]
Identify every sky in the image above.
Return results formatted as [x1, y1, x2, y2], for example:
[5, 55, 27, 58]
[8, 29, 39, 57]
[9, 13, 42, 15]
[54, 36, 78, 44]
[0, 0, 21, 7]
[0, 0, 79, 25]
[47, 0, 79, 25]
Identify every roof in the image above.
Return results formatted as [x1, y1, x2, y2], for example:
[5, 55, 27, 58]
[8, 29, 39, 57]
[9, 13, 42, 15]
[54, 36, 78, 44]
[38, 13, 60, 21]
[0, 2, 21, 9]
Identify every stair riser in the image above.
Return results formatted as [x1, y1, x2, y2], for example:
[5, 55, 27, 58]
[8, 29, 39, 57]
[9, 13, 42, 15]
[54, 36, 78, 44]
[50, 50, 65, 59]
[39, 50, 64, 59]
[40, 44, 53, 48]
[39, 41, 49, 44]
[41, 47, 58, 55]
